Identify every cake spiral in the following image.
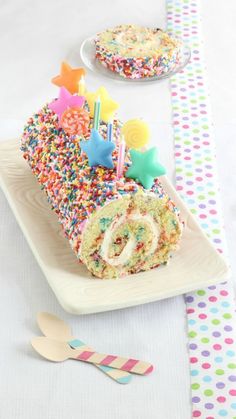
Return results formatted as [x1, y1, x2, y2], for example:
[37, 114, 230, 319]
[80, 193, 181, 278]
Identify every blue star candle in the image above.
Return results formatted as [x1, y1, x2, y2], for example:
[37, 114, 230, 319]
[81, 129, 115, 169]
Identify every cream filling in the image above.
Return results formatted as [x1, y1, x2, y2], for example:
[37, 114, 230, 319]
[101, 212, 160, 267]
[98, 25, 163, 57]
[115, 31, 161, 52]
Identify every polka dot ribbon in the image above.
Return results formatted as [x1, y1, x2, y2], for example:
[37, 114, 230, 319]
[167, 0, 236, 417]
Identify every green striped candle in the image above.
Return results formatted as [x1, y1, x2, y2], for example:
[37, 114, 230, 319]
[93, 96, 101, 130]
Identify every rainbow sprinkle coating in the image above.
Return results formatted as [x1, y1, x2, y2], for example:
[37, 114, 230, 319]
[21, 103, 182, 278]
[95, 24, 182, 79]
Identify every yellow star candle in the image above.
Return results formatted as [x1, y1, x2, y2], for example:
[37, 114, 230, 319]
[85, 87, 119, 123]
[122, 119, 150, 149]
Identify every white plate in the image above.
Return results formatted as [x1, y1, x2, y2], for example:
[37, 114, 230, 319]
[68, 36, 191, 83]
[0, 140, 230, 315]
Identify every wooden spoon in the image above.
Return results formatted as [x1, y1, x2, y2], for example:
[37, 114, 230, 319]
[31, 336, 154, 375]
[37, 312, 131, 384]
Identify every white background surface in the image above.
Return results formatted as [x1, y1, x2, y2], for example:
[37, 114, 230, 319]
[0, 1, 236, 418]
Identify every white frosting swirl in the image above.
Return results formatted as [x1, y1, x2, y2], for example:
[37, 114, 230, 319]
[101, 212, 159, 267]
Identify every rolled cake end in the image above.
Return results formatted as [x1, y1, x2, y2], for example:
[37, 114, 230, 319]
[95, 24, 182, 79]
[80, 191, 182, 279]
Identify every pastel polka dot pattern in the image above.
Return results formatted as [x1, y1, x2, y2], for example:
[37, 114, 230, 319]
[167, 0, 236, 418]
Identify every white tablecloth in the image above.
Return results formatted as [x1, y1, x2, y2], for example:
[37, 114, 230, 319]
[0, 1, 236, 418]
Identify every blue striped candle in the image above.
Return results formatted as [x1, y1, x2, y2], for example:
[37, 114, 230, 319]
[107, 121, 113, 142]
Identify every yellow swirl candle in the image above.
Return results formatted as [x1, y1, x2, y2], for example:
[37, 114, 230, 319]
[122, 119, 150, 149]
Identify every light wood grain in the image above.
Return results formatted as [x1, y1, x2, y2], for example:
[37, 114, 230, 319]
[0, 139, 230, 314]
[36, 312, 132, 383]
